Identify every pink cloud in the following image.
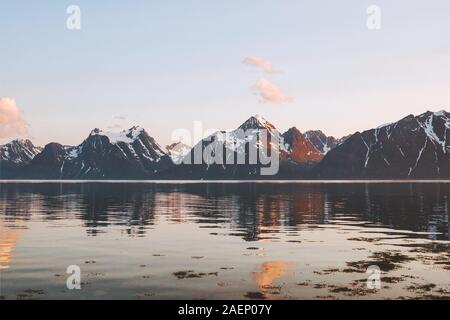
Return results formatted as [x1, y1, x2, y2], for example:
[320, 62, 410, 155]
[0, 97, 28, 139]
[255, 78, 293, 104]
[243, 56, 274, 73]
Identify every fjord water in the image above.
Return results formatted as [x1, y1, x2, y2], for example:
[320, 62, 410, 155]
[0, 182, 449, 299]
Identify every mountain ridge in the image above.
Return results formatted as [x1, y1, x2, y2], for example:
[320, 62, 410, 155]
[314, 110, 450, 179]
[1, 110, 448, 179]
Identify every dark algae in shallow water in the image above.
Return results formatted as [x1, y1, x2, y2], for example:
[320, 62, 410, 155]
[345, 251, 415, 272]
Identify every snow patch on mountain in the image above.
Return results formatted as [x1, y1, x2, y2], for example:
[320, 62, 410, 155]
[316, 109, 450, 179]
[90, 126, 145, 144]
[0, 139, 42, 164]
[304, 130, 346, 155]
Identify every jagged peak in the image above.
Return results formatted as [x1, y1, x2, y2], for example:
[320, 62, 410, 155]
[304, 130, 336, 143]
[0, 138, 41, 162]
[2, 138, 34, 146]
[432, 109, 449, 117]
[90, 128, 102, 136]
[432, 109, 450, 119]
[305, 130, 327, 138]
[305, 129, 322, 134]
[238, 115, 277, 132]
[283, 127, 302, 136]
[1, 139, 41, 156]
[374, 110, 449, 130]
[417, 109, 449, 118]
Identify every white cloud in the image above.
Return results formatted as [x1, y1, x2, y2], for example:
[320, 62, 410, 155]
[0, 97, 28, 139]
[255, 78, 293, 104]
[243, 56, 274, 73]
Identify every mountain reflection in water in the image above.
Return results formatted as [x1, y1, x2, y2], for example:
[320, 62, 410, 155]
[1, 182, 448, 241]
[1, 182, 449, 300]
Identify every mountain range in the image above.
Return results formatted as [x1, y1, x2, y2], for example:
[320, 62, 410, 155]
[314, 110, 450, 179]
[0, 110, 449, 179]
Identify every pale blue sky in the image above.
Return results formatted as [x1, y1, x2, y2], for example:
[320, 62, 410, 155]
[1, 0, 449, 146]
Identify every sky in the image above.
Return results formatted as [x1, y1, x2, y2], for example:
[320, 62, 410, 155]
[1, 0, 449, 147]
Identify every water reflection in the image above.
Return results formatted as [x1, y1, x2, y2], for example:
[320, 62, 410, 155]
[1, 182, 449, 300]
[252, 261, 293, 298]
[0, 226, 21, 269]
[0, 182, 449, 240]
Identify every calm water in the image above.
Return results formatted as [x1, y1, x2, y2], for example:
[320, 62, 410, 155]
[0, 182, 449, 300]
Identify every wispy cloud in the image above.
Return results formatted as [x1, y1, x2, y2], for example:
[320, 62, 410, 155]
[243, 56, 274, 73]
[0, 97, 28, 139]
[255, 78, 293, 104]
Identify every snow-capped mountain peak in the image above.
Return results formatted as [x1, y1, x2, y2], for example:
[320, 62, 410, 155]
[238, 115, 277, 133]
[415, 110, 450, 153]
[89, 128, 101, 136]
[89, 126, 146, 144]
[434, 110, 448, 117]
[315, 109, 450, 179]
[0, 139, 42, 164]
[47, 125, 171, 179]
